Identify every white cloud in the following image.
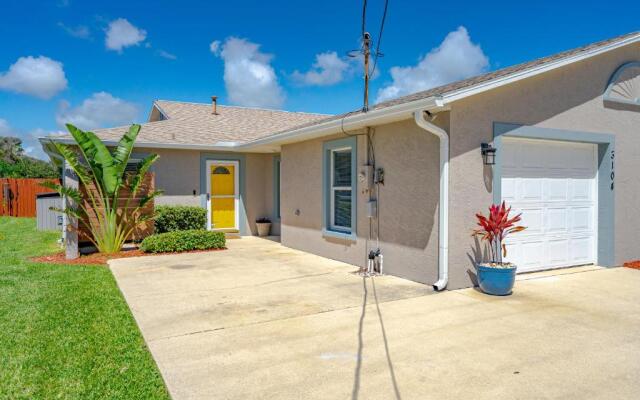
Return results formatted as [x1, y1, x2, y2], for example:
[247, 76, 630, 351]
[0, 56, 68, 99]
[58, 22, 91, 39]
[0, 120, 56, 160]
[55, 92, 139, 130]
[292, 51, 351, 86]
[105, 18, 147, 52]
[209, 40, 220, 55]
[212, 37, 285, 109]
[376, 26, 489, 102]
[157, 50, 176, 60]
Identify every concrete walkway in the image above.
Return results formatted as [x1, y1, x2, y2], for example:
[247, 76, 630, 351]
[110, 237, 640, 400]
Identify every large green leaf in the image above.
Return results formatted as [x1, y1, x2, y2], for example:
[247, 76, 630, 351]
[40, 181, 82, 203]
[65, 124, 103, 183]
[85, 131, 119, 195]
[51, 141, 91, 185]
[113, 124, 141, 179]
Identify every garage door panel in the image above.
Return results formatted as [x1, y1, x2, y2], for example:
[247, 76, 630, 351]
[571, 237, 593, 262]
[520, 179, 544, 201]
[572, 179, 594, 201]
[502, 137, 597, 273]
[520, 241, 545, 268]
[502, 178, 517, 202]
[571, 207, 593, 231]
[546, 179, 569, 201]
[546, 239, 570, 264]
[519, 207, 544, 234]
[546, 208, 568, 234]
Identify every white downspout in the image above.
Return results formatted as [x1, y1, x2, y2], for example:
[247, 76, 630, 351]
[414, 110, 449, 291]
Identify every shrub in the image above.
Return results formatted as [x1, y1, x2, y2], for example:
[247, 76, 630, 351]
[140, 230, 225, 253]
[154, 206, 207, 233]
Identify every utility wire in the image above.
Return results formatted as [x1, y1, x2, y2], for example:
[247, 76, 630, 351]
[370, 0, 389, 79]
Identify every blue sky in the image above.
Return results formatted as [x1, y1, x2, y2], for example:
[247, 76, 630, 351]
[0, 0, 638, 159]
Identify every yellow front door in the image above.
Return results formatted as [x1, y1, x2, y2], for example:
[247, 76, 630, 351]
[210, 164, 236, 229]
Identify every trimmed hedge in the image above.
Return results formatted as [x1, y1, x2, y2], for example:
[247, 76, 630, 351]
[140, 230, 226, 253]
[154, 206, 207, 233]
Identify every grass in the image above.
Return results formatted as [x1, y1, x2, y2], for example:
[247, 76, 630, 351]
[0, 217, 170, 399]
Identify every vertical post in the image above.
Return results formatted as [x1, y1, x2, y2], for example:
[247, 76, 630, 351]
[64, 161, 79, 259]
[362, 32, 371, 112]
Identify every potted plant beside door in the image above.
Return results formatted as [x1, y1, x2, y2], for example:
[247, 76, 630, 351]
[472, 201, 526, 296]
[255, 217, 272, 237]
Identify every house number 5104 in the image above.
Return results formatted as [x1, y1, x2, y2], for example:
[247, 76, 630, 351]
[610, 150, 615, 191]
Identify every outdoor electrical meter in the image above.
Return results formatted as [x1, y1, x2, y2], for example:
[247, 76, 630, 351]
[367, 200, 377, 218]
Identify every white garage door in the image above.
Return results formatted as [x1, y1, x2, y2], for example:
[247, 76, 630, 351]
[501, 137, 598, 273]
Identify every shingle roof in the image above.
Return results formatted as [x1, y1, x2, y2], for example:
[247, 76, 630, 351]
[52, 100, 328, 146]
[269, 31, 640, 134]
[46, 31, 639, 149]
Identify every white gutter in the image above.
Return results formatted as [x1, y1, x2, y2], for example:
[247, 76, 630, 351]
[414, 110, 449, 291]
[238, 96, 445, 150]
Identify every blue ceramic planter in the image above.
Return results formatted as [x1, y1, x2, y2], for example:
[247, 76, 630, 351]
[477, 263, 517, 296]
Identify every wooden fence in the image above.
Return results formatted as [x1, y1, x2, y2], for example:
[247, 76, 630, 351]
[0, 178, 59, 217]
[78, 172, 155, 242]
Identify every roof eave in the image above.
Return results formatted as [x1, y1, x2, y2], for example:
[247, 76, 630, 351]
[238, 96, 446, 151]
[40, 136, 245, 152]
[440, 32, 640, 104]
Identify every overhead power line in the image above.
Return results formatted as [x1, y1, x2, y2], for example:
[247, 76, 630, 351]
[370, 0, 389, 79]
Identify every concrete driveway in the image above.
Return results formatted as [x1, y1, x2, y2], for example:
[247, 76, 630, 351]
[110, 237, 640, 400]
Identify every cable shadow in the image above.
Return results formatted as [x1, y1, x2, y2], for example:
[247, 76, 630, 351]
[351, 276, 402, 400]
[372, 277, 402, 400]
[351, 276, 367, 400]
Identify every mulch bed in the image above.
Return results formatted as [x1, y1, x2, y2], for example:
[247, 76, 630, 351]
[31, 247, 227, 266]
[623, 260, 640, 270]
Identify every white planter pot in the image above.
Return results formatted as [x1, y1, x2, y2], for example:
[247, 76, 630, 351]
[256, 222, 271, 237]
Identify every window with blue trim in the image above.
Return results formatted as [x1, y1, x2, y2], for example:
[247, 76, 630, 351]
[324, 137, 356, 235]
[330, 148, 352, 230]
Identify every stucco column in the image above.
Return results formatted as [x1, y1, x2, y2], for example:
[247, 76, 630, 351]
[64, 163, 79, 260]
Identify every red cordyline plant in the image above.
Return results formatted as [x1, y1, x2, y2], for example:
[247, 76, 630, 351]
[472, 201, 526, 264]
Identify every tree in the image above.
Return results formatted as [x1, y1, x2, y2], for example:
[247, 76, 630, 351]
[43, 124, 162, 254]
[0, 136, 59, 178]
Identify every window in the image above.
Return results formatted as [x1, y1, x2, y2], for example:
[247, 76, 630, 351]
[124, 155, 148, 172]
[330, 148, 352, 231]
[323, 137, 356, 237]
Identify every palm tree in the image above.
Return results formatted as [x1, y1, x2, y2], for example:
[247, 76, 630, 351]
[44, 124, 161, 254]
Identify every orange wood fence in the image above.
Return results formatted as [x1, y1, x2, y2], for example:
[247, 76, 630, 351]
[0, 178, 59, 217]
[78, 172, 155, 242]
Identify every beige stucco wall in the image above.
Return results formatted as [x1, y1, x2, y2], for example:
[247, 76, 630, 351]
[280, 41, 640, 289]
[136, 148, 279, 236]
[447, 41, 640, 289]
[281, 117, 446, 283]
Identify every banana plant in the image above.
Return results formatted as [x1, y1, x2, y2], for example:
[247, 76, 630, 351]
[43, 123, 162, 254]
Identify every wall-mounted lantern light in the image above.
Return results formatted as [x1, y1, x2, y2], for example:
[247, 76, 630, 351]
[481, 143, 496, 165]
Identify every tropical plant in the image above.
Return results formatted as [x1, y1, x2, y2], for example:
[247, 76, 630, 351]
[472, 201, 526, 264]
[43, 124, 161, 254]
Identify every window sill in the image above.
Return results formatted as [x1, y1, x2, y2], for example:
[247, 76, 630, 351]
[322, 228, 357, 242]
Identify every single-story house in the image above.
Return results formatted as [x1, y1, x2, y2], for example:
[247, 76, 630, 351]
[42, 31, 640, 290]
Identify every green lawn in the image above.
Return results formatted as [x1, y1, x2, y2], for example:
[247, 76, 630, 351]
[0, 217, 169, 400]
